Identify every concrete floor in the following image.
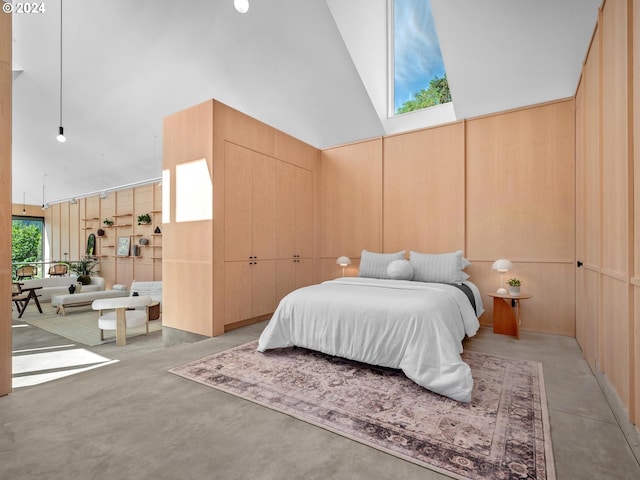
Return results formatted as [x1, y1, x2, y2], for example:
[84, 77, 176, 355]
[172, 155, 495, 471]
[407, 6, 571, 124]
[2, 319, 640, 480]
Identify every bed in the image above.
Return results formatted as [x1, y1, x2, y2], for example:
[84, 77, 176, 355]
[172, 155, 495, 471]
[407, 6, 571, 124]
[258, 254, 484, 403]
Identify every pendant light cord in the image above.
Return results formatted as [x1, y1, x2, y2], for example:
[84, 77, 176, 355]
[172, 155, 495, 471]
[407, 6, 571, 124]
[59, 0, 63, 127]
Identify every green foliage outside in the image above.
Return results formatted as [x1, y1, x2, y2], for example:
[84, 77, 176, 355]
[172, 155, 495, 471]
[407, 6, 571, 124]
[12, 220, 43, 279]
[396, 74, 451, 115]
[12, 223, 42, 264]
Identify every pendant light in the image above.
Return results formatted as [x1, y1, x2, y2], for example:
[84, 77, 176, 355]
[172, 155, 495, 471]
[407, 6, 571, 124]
[234, 0, 249, 13]
[56, 0, 66, 143]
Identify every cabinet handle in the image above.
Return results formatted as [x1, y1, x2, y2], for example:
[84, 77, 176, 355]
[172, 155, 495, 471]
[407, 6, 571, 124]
[577, 260, 583, 268]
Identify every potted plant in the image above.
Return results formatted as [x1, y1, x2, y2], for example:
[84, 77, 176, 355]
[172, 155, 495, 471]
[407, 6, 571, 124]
[103, 218, 114, 227]
[507, 278, 521, 296]
[68, 257, 100, 285]
[137, 213, 151, 225]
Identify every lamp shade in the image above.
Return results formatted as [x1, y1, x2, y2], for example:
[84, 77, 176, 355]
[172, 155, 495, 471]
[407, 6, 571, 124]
[492, 258, 513, 272]
[336, 256, 351, 267]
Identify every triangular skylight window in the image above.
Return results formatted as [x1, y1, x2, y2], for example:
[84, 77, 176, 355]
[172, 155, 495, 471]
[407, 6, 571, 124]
[392, 0, 451, 116]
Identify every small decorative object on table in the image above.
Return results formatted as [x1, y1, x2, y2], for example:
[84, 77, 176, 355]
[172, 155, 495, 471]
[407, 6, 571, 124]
[507, 278, 521, 296]
[68, 284, 76, 294]
[97, 228, 105, 237]
[154, 226, 162, 234]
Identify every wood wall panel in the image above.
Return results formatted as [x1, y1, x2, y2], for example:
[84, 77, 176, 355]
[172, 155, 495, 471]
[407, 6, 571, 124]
[98, 194, 116, 278]
[602, 276, 631, 407]
[163, 100, 214, 336]
[60, 202, 70, 260]
[575, 77, 587, 359]
[213, 102, 276, 157]
[574, 24, 601, 375]
[466, 101, 575, 262]
[576, 0, 638, 425]
[464, 101, 576, 335]
[383, 123, 465, 253]
[318, 139, 383, 259]
[602, 0, 630, 276]
[582, 268, 600, 371]
[275, 130, 318, 171]
[634, 0, 640, 425]
[317, 101, 576, 336]
[600, 0, 633, 416]
[470, 261, 575, 335]
[585, 28, 601, 269]
[0, 11, 11, 396]
[69, 201, 80, 260]
[166, 260, 213, 336]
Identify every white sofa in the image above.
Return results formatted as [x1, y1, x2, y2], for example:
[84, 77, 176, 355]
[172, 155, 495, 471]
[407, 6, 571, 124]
[19, 276, 106, 303]
[51, 280, 162, 316]
[129, 280, 162, 304]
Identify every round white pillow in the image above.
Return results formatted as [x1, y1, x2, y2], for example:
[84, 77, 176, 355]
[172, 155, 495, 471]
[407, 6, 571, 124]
[386, 259, 414, 280]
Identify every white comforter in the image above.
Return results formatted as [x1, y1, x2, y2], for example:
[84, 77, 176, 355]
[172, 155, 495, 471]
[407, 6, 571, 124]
[257, 277, 482, 403]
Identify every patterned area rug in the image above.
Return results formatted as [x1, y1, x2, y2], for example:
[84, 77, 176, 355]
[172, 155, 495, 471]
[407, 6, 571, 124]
[170, 341, 555, 480]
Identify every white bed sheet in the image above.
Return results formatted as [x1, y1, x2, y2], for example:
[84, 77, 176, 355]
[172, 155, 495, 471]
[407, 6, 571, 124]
[257, 277, 482, 403]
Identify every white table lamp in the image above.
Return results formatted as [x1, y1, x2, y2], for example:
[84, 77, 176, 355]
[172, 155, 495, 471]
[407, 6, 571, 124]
[336, 256, 351, 277]
[492, 258, 513, 294]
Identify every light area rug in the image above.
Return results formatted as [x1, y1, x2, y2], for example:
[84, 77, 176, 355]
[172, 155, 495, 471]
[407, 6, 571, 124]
[16, 306, 162, 346]
[170, 341, 555, 480]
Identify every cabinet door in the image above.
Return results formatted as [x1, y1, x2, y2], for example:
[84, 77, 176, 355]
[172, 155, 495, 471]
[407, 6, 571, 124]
[276, 258, 296, 305]
[252, 260, 276, 317]
[252, 152, 277, 260]
[276, 161, 297, 258]
[225, 143, 253, 261]
[295, 258, 314, 290]
[224, 261, 253, 325]
[295, 168, 313, 258]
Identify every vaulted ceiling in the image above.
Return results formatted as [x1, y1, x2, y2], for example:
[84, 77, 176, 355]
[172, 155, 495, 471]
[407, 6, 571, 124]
[10, 0, 600, 205]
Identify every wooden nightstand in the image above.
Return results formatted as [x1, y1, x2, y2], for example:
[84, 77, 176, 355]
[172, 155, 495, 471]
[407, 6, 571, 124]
[487, 292, 532, 339]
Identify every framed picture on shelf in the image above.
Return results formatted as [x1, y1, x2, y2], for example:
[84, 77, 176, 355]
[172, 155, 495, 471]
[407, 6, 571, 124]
[117, 236, 131, 256]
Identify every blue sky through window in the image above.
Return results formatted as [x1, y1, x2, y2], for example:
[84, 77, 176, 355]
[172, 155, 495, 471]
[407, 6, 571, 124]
[393, 0, 447, 113]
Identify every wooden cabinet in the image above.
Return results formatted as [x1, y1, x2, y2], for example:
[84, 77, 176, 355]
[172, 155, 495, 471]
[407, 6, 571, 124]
[224, 142, 276, 262]
[277, 161, 312, 259]
[162, 100, 318, 336]
[224, 260, 276, 325]
[275, 257, 313, 304]
[224, 142, 278, 326]
[275, 162, 313, 302]
[223, 149, 313, 326]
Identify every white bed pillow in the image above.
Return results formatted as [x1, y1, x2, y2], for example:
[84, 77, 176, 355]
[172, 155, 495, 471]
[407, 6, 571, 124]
[359, 250, 405, 279]
[410, 250, 465, 284]
[386, 259, 414, 280]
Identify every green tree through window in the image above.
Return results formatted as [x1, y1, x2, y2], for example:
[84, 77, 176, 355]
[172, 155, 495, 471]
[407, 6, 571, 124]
[396, 74, 451, 114]
[12, 217, 43, 277]
[393, 0, 450, 116]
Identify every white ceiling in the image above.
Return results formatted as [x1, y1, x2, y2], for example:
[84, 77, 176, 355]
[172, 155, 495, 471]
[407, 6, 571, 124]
[10, 0, 600, 206]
